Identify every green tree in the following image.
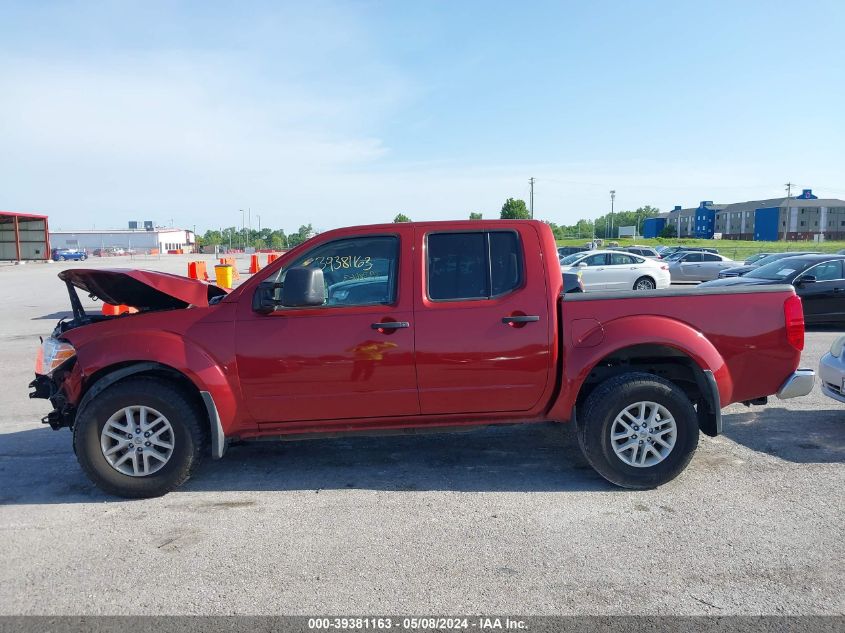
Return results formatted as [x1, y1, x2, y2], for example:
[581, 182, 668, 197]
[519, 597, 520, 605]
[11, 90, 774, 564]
[660, 224, 677, 238]
[288, 224, 315, 248]
[500, 198, 530, 220]
[469, 212, 483, 220]
[270, 232, 287, 250]
[544, 222, 566, 240]
[393, 213, 412, 223]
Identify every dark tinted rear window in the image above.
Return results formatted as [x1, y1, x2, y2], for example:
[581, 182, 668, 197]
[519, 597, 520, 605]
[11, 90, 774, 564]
[428, 231, 522, 300]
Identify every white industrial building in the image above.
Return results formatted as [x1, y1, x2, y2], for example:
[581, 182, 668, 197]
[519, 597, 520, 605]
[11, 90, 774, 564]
[49, 226, 196, 254]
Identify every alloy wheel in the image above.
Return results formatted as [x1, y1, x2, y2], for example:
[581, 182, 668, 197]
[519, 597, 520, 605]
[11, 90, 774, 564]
[100, 405, 175, 477]
[610, 401, 677, 467]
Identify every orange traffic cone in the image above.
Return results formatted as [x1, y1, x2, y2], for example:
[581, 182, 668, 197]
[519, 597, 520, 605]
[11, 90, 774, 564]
[267, 253, 279, 264]
[249, 254, 261, 274]
[102, 304, 138, 316]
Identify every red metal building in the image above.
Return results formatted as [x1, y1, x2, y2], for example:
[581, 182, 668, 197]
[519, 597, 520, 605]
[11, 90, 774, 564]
[0, 211, 50, 261]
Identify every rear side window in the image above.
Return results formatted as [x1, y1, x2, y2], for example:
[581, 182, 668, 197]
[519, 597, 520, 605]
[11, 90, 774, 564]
[702, 253, 722, 262]
[610, 253, 635, 265]
[427, 231, 523, 301]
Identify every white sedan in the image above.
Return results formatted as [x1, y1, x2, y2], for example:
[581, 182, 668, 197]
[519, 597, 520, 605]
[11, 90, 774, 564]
[560, 249, 671, 291]
[819, 335, 845, 404]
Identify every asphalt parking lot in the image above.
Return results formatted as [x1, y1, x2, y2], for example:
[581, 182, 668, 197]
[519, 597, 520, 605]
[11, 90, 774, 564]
[0, 256, 843, 616]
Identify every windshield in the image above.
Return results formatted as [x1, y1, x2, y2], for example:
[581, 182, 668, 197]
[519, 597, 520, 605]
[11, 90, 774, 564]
[744, 253, 771, 265]
[751, 253, 804, 268]
[560, 253, 586, 265]
[746, 258, 814, 280]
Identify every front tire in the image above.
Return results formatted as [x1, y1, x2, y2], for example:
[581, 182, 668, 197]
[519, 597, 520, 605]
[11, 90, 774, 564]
[73, 377, 206, 498]
[576, 372, 699, 489]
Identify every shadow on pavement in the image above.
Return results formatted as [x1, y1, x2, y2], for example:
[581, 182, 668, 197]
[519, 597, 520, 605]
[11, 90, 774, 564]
[721, 406, 844, 463]
[31, 311, 73, 320]
[0, 422, 613, 505]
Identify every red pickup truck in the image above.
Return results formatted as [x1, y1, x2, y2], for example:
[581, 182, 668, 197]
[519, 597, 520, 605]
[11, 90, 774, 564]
[30, 220, 814, 498]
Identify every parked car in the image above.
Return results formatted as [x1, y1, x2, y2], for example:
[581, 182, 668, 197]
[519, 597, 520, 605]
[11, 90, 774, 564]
[819, 336, 845, 403]
[93, 247, 126, 257]
[51, 248, 87, 261]
[701, 254, 845, 324]
[609, 246, 662, 259]
[744, 253, 775, 265]
[557, 246, 588, 259]
[666, 252, 736, 282]
[559, 249, 670, 290]
[718, 252, 819, 278]
[660, 246, 719, 258]
[29, 220, 813, 498]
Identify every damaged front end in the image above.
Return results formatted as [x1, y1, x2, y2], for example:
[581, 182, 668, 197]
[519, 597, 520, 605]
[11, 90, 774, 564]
[29, 280, 105, 430]
[29, 268, 227, 430]
[29, 334, 82, 430]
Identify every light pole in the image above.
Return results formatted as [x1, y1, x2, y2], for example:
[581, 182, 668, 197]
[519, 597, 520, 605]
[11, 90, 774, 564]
[240, 209, 246, 249]
[609, 190, 616, 239]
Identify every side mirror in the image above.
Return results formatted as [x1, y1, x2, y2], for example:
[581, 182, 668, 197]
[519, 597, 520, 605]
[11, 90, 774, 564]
[797, 275, 816, 286]
[252, 280, 282, 314]
[281, 267, 326, 307]
[576, 261, 588, 268]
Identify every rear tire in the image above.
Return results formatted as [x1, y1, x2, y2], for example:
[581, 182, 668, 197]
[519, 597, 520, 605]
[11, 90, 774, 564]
[576, 372, 699, 489]
[73, 377, 206, 498]
[633, 276, 656, 290]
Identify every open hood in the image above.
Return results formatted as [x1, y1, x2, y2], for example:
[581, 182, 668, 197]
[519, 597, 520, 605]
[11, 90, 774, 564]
[58, 268, 227, 310]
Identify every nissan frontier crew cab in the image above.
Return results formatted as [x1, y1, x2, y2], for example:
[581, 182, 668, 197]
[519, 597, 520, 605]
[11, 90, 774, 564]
[29, 220, 815, 498]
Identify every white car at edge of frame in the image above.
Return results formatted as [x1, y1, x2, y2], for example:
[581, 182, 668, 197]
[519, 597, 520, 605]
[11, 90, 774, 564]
[559, 249, 671, 291]
[819, 335, 845, 404]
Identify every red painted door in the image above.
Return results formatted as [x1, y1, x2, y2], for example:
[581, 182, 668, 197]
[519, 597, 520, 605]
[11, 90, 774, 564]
[235, 228, 418, 424]
[413, 223, 551, 415]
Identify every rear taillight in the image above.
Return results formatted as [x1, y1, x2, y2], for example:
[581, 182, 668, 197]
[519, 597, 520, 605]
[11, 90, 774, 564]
[784, 294, 805, 351]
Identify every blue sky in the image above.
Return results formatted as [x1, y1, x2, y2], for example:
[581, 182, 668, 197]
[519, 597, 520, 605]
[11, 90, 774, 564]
[1, 0, 843, 233]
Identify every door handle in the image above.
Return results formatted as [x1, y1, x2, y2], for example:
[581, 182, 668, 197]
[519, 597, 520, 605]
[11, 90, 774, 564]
[502, 315, 540, 324]
[371, 321, 410, 330]
[834, 288, 844, 293]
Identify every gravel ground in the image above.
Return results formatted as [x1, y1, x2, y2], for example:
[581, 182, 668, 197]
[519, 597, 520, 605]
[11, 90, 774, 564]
[0, 256, 843, 615]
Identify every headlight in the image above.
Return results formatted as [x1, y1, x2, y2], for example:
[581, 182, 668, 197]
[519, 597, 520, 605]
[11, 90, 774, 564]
[830, 336, 845, 358]
[35, 338, 76, 375]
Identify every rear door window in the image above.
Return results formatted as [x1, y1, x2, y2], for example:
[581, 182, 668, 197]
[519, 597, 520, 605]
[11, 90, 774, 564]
[583, 253, 608, 266]
[610, 253, 636, 265]
[427, 231, 523, 301]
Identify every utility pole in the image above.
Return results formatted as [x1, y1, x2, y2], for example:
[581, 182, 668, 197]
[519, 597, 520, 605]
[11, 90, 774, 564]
[529, 177, 535, 219]
[783, 182, 794, 242]
[609, 190, 616, 239]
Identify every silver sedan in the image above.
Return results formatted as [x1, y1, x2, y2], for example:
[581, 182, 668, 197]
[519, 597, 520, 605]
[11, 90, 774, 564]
[667, 251, 736, 282]
[819, 335, 845, 403]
